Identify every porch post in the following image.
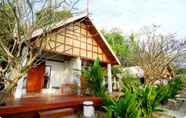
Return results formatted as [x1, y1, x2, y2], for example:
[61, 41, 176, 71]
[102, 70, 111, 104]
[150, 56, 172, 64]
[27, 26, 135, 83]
[76, 57, 82, 95]
[14, 77, 24, 98]
[72, 57, 81, 95]
[107, 64, 112, 94]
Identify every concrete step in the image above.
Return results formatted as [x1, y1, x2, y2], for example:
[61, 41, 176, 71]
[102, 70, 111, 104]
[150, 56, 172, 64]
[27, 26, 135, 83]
[151, 112, 175, 118]
[168, 99, 177, 104]
[176, 94, 186, 98]
[177, 92, 185, 95]
[176, 97, 186, 102]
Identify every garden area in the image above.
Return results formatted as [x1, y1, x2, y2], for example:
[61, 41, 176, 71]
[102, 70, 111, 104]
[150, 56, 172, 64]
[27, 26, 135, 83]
[0, 0, 186, 118]
[80, 58, 186, 118]
[79, 26, 186, 118]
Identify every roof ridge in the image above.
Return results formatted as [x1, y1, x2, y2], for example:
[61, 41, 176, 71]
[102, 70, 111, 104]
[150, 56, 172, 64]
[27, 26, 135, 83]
[32, 13, 88, 38]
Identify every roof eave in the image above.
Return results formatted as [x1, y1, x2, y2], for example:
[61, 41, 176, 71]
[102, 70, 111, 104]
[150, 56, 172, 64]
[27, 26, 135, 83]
[87, 17, 121, 65]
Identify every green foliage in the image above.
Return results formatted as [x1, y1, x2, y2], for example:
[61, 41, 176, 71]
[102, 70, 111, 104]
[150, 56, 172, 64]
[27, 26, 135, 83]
[102, 29, 130, 66]
[103, 76, 184, 118]
[0, 56, 5, 64]
[155, 85, 170, 103]
[121, 76, 140, 93]
[103, 30, 139, 66]
[82, 58, 106, 97]
[104, 78, 162, 118]
[156, 76, 184, 103]
[129, 33, 138, 51]
[139, 85, 164, 118]
[55, 9, 72, 19]
[103, 92, 142, 118]
[36, 8, 72, 27]
[0, 3, 15, 46]
[167, 77, 183, 98]
[176, 68, 186, 75]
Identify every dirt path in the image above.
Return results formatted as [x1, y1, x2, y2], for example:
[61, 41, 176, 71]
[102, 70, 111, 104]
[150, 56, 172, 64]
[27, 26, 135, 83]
[161, 86, 186, 118]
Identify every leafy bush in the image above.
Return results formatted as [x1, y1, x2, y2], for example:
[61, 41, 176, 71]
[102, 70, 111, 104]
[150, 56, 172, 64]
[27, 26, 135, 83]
[155, 85, 170, 103]
[103, 76, 142, 118]
[168, 76, 183, 98]
[156, 76, 184, 103]
[82, 58, 107, 97]
[103, 76, 184, 118]
[176, 68, 186, 75]
[121, 76, 140, 94]
[139, 85, 164, 118]
[103, 91, 142, 118]
[104, 79, 163, 118]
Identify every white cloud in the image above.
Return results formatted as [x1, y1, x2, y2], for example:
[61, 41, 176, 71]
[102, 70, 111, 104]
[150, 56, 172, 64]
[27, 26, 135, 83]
[90, 0, 186, 38]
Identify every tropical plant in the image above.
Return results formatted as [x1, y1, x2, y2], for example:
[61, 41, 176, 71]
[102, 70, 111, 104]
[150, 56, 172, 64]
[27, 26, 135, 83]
[103, 91, 142, 118]
[156, 76, 184, 103]
[122, 77, 164, 118]
[168, 79, 182, 98]
[82, 58, 107, 97]
[103, 74, 185, 118]
[139, 85, 164, 118]
[121, 75, 140, 94]
[155, 85, 170, 103]
[103, 76, 170, 118]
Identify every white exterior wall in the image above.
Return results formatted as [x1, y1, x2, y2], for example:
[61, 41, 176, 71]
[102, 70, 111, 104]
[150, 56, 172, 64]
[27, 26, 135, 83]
[43, 57, 82, 94]
[46, 60, 73, 88]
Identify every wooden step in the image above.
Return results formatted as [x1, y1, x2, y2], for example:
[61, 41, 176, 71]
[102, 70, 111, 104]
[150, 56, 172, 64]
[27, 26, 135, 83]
[39, 108, 77, 118]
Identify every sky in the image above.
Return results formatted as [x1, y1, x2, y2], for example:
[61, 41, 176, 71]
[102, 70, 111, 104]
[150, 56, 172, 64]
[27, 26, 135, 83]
[85, 0, 186, 38]
[34, 0, 186, 38]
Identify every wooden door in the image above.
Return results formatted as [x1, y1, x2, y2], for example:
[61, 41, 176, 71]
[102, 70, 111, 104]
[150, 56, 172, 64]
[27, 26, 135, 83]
[26, 64, 45, 92]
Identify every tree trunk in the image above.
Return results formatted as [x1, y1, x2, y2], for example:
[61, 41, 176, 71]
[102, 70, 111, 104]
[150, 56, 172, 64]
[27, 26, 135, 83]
[0, 74, 22, 105]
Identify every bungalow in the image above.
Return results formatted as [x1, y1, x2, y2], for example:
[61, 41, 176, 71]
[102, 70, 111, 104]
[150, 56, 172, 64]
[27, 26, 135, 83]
[15, 13, 120, 97]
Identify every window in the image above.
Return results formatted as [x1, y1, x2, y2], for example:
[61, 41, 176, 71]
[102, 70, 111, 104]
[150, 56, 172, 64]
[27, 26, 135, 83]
[43, 65, 51, 88]
[22, 77, 27, 89]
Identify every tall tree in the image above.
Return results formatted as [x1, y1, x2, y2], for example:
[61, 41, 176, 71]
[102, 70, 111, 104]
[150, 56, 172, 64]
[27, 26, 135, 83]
[128, 25, 186, 83]
[0, 0, 79, 105]
[102, 29, 130, 66]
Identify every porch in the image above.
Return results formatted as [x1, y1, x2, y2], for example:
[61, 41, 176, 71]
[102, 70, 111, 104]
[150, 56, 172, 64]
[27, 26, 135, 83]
[0, 95, 102, 118]
[15, 55, 113, 97]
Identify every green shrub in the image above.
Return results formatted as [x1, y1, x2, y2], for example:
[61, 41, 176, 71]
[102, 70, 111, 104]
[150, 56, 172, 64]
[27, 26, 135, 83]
[176, 68, 186, 75]
[82, 58, 107, 97]
[156, 76, 184, 103]
[103, 76, 185, 118]
[155, 85, 170, 103]
[100, 68, 185, 118]
[103, 76, 142, 118]
[139, 85, 164, 118]
[104, 78, 164, 118]
[168, 76, 183, 98]
[103, 91, 142, 118]
[121, 76, 140, 94]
